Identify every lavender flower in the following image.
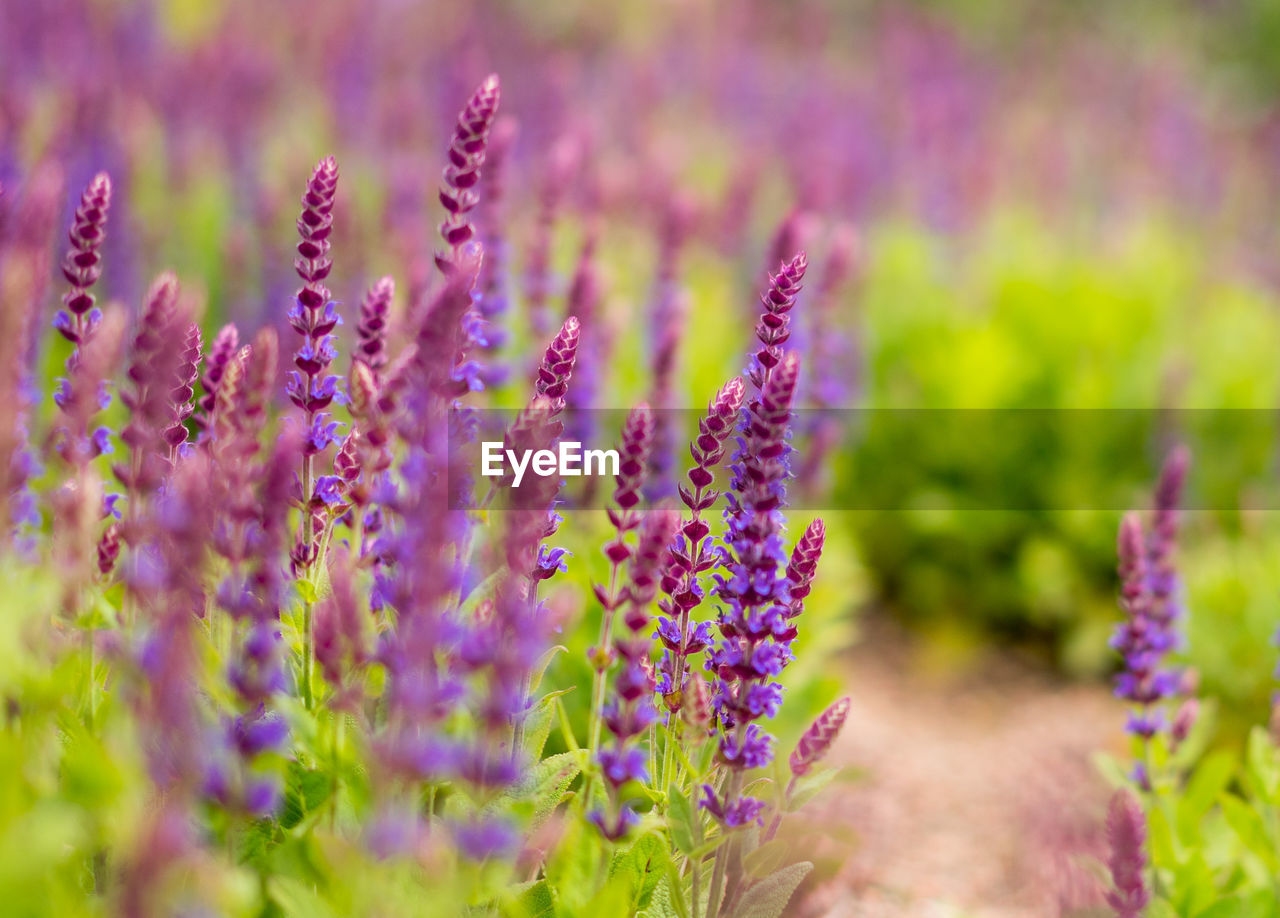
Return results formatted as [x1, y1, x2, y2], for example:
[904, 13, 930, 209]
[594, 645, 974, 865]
[476, 116, 517, 386]
[1111, 513, 1177, 745]
[1105, 790, 1150, 918]
[704, 350, 802, 827]
[0, 165, 59, 546]
[656, 378, 745, 712]
[163, 322, 202, 462]
[748, 252, 806, 392]
[533, 315, 581, 416]
[592, 507, 680, 840]
[437, 74, 500, 270]
[354, 276, 393, 379]
[790, 696, 851, 777]
[562, 232, 608, 453]
[53, 172, 112, 351]
[286, 156, 341, 575]
[524, 137, 579, 337]
[194, 322, 239, 438]
[115, 274, 185, 509]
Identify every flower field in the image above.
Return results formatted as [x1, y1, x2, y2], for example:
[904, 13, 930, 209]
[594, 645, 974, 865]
[7, 1, 1280, 916]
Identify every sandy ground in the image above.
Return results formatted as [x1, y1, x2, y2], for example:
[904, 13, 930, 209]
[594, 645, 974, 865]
[788, 625, 1123, 917]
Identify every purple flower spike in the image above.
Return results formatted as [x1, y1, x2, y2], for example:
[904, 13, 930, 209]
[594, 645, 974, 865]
[593, 505, 679, 842]
[784, 519, 826, 624]
[437, 74, 501, 269]
[355, 276, 393, 378]
[195, 323, 238, 439]
[790, 696, 851, 777]
[749, 253, 807, 386]
[56, 172, 112, 348]
[1105, 790, 1150, 918]
[534, 315, 581, 414]
[1112, 445, 1190, 768]
[163, 322, 202, 459]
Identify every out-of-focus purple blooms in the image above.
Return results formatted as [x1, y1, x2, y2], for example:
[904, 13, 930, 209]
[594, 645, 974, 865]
[593, 506, 679, 840]
[1146, 446, 1189, 641]
[127, 452, 215, 795]
[476, 116, 517, 387]
[700, 784, 766, 828]
[314, 556, 369, 712]
[525, 136, 580, 337]
[0, 165, 59, 548]
[1105, 790, 1150, 918]
[588, 806, 641, 842]
[453, 817, 520, 861]
[657, 378, 745, 711]
[162, 322, 202, 460]
[644, 193, 696, 502]
[800, 225, 863, 492]
[562, 232, 608, 451]
[437, 74, 501, 270]
[533, 315, 581, 415]
[790, 696, 851, 777]
[115, 273, 187, 507]
[354, 275, 393, 378]
[194, 323, 238, 439]
[97, 522, 121, 577]
[54, 172, 112, 350]
[1111, 449, 1190, 762]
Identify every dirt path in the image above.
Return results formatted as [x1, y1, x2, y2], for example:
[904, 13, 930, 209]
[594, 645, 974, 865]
[791, 626, 1123, 917]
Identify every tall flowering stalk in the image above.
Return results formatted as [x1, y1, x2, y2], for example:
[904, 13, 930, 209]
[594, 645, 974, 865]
[115, 274, 185, 517]
[194, 322, 239, 439]
[52, 172, 111, 354]
[0, 165, 59, 547]
[476, 116, 517, 387]
[588, 404, 654, 756]
[437, 75, 500, 397]
[704, 352, 803, 830]
[286, 156, 341, 707]
[656, 377, 745, 735]
[1105, 790, 1151, 918]
[644, 193, 695, 502]
[353, 276, 393, 381]
[1111, 447, 1189, 786]
[591, 506, 679, 840]
[525, 137, 579, 338]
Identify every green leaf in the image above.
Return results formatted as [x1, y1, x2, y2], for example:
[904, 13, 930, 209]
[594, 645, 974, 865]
[512, 879, 555, 918]
[731, 861, 813, 918]
[786, 767, 842, 812]
[530, 645, 568, 695]
[741, 839, 790, 880]
[295, 579, 319, 605]
[524, 689, 574, 760]
[1177, 748, 1236, 843]
[281, 761, 333, 830]
[1246, 726, 1280, 805]
[667, 785, 701, 855]
[608, 833, 669, 911]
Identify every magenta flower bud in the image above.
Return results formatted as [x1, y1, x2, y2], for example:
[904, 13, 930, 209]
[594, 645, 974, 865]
[96, 522, 121, 577]
[1105, 790, 1150, 918]
[750, 252, 807, 388]
[355, 275, 393, 376]
[57, 172, 112, 343]
[295, 156, 338, 312]
[785, 518, 826, 622]
[195, 323, 239, 437]
[163, 322, 202, 456]
[437, 74, 501, 268]
[533, 315, 580, 412]
[790, 696, 850, 777]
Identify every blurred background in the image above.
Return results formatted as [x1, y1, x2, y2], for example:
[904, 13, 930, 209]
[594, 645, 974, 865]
[6, 0, 1280, 912]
